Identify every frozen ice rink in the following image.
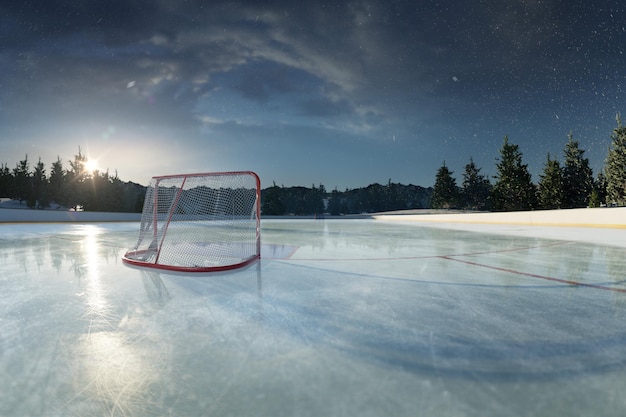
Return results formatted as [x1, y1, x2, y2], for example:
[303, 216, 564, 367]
[2, 217, 626, 417]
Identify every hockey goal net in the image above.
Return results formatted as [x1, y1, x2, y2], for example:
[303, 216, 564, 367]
[123, 171, 261, 272]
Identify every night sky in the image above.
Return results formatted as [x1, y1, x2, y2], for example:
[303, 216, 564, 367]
[1, 0, 626, 189]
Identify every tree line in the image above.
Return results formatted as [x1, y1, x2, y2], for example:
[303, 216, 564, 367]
[261, 181, 432, 216]
[4, 115, 626, 216]
[0, 148, 145, 212]
[432, 115, 626, 211]
[1, 148, 433, 216]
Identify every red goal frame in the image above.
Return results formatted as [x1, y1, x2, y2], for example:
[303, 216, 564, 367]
[122, 171, 261, 272]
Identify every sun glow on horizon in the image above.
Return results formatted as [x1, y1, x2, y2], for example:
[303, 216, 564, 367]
[84, 159, 99, 174]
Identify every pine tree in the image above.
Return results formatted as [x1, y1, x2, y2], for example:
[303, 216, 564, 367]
[562, 132, 593, 208]
[537, 153, 564, 210]
[31, 157, 49, 209]
[327, 187, 342, 215]
[69, 146, 88, 179]
[461, 157, 491, 210]
[261, 183, 285, 215]
[48, 156, 65, 207]
[385, 179, 403, 211]
[592, 170, 608, 207]
[491, 136, 537, 211]
[310, 183, 325, 215]
[605, 114, 626, 206]
[66, 147, 89, 210]
[0, 163, 12, 198]
[12, 155, 31, 205]
[432, 162, 459, 209]
[588, 188, 601, 208]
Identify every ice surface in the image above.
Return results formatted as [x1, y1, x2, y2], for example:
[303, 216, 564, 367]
[1, 220, 626, 416]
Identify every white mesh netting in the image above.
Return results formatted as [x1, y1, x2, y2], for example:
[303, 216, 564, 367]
[123, 171, 260, 272]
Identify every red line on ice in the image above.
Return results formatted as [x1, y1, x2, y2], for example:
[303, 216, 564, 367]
[442, 256, 626, 294]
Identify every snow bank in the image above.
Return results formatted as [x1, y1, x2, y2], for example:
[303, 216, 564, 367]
[0, 198, 141, 222]
[0, 208, 140, 223]
[374, 207, 626, 228]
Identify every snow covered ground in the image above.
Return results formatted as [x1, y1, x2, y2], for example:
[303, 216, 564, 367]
[0, 198, 141, 222]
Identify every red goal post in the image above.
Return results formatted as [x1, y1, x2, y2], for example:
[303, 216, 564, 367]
[123, 171, 261, 272]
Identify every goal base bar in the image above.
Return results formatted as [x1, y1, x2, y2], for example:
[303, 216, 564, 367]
[122, 252, 260, 273]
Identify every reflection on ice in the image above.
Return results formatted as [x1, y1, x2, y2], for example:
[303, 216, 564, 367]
[83, 226, 108, 317]
[63, 226, 157, 415]
[70, 330, 161, 416]
[141, 270, 172, 308]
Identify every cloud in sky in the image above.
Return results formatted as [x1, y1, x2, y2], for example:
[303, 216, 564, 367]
[1, 0, 626, 188]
